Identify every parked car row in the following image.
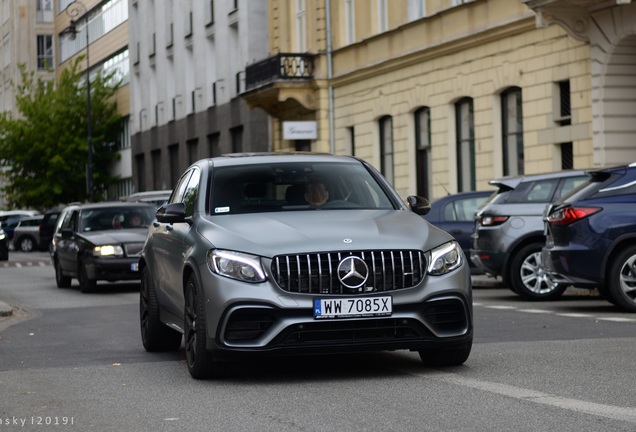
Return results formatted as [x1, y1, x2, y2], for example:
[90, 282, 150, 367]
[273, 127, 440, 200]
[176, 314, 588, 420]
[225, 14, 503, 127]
[542, 163, 636, 312]
[451, 163, 636, 312]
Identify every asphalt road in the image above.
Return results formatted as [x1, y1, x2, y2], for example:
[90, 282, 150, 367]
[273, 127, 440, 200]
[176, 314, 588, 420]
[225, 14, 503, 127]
[0, 253, 635, 431]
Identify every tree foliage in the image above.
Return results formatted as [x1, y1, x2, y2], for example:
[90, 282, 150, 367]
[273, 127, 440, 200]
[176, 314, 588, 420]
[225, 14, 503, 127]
[0, 58, 122, 210]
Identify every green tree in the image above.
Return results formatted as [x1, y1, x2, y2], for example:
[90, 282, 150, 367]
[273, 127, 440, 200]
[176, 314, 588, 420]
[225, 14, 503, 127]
[0, 58, 122, 210]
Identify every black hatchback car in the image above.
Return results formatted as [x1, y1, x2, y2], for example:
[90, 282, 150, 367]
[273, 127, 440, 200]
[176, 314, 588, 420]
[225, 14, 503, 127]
[52, 202, 157, 292]
[542, 163, 636, 311]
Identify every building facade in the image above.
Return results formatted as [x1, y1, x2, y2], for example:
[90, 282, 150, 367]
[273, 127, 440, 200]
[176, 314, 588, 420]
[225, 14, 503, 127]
[0, 0, 56, 208]
[56, 0, 133, 200]
[243, 0, 636, 201]
[128, 0, 271, 193]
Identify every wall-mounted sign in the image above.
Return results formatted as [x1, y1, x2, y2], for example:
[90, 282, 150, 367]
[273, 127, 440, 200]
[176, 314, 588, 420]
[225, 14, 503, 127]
[283, 121, 317, 140]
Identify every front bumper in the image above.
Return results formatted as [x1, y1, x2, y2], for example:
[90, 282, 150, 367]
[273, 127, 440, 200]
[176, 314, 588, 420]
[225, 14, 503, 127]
[200, 263, 473, 357]
[84, 257, 141, 282]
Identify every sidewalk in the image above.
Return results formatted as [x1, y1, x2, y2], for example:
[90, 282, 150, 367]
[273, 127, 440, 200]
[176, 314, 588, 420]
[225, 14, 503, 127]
[0, 251, 52, 318]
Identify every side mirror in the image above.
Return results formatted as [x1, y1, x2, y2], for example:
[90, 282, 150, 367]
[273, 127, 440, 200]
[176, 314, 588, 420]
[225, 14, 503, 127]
[61, 228, 74, 238]
[156, 202, 187, 224]
[407, 195, 431, 216]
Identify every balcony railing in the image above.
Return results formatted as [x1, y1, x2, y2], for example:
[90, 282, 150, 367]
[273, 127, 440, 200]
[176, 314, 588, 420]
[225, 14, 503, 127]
[244, 53, 314, 92]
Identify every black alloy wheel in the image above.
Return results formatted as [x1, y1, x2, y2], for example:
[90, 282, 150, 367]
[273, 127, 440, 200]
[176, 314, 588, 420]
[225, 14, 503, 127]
[140, 266, 182, 351]
[54, 257, 71, 288]
[78, 261, 97, 293]
[184, 274, 220, 379]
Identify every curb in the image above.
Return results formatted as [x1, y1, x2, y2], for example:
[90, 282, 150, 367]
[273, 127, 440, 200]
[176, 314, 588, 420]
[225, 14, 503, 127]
[0, 301, 12, 317]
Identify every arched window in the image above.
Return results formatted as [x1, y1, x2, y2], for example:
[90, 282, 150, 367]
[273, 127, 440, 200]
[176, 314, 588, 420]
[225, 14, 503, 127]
[379, 116, 394, 184]
[414, 107, 431, 197]
[502, 87, 523, 176]
[455, 98, 475, 192]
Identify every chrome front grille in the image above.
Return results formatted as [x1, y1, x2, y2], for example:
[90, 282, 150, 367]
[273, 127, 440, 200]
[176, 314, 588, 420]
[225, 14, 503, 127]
[271, 250, 426, 294]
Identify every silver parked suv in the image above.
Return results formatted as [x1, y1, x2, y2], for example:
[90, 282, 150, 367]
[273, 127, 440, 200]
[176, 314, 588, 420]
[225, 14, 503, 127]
[470, 170, 589, 299]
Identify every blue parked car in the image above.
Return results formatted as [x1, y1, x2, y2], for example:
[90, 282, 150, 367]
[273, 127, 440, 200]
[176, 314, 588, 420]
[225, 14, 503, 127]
[542, 163, 636, 311]
[423, 191, 492, 274]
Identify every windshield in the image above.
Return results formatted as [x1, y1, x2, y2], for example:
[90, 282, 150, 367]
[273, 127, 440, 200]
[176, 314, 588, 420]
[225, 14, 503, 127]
[80, 206, 156, 232]
[209, 161, 395, 215]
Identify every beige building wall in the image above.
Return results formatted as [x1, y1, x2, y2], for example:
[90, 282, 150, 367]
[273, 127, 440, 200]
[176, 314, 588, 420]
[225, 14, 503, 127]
[245, 0, 635, 202]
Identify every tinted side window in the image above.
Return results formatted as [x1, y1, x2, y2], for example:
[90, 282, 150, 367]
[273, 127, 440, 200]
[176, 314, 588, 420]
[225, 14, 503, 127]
[182, 168, 200, 216]
[169, 170, 194, 205]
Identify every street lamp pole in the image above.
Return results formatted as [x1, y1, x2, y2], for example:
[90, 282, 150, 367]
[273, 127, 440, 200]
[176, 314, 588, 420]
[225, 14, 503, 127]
[65, 1, 93, 202]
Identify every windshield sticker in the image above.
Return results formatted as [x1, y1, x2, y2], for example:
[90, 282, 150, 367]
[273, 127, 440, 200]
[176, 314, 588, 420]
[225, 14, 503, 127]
[214, 206, 230, 214]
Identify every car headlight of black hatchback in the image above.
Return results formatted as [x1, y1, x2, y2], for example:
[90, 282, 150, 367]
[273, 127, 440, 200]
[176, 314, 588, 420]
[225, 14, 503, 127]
[208, 249, 266, 283]
[427, 241, 463, 275]
[93, 245, 124, 257]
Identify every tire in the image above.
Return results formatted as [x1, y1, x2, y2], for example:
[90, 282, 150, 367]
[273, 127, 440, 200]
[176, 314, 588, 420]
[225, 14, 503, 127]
[54, 257, 72, 288]
[184, 274, 222, 379]
[18, 236, 35, 252]
[606, 245, 636, 312]
[140, 266, 182, 351]
[509, 243, 566, 300]
[78, 261, 97, 293]
[419, 339, 472, 367]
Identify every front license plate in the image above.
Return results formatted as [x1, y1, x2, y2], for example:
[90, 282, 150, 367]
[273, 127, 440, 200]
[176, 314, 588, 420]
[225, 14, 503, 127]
[314, 296, 392, 319]
[131, 262, 139, 272]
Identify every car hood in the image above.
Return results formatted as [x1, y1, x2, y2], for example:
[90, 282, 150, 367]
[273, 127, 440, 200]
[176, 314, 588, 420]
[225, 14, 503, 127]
[79, 229, 148, 245]
[198, 210, 452, 257]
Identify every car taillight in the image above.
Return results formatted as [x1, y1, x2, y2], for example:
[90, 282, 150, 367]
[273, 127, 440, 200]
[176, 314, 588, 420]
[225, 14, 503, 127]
[547, 206, 601, 225]
[479, 215, 509, 226]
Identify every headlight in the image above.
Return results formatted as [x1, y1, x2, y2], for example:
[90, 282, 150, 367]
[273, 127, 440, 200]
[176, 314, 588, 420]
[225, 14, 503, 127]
[0, 231, 5, 240]
[427, 241, 463, 275]
[93, 245, 124, 257]
[208, 249, 266, 283]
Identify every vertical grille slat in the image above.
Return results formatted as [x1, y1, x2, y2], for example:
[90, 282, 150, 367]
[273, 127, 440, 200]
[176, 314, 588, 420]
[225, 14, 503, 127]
[271, 250, 426, 294]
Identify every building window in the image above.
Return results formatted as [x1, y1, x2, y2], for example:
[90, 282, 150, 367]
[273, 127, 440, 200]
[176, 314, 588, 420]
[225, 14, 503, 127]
[377, 0, 388, 33]
[379, 116, 394, 185]
[231, 126, 243, 153]
[169, 144, 180, 188]
[151, 150, 162, 190]
[345, 0, 355, 44]
[456, 98, 475, 192]
[407, 0, 426, 21]
[502, 87, 524, 176]
[206, 0, 215, 26]
[561, 142, 573, 169]
[117, 117, 130, 149]
[36, 0, 53, 22]
[347, 126, 355, 156]
[295, 0, 307, 52]
[556, 80, 571, 126]
[187, 138, 199, 165]
[208, 133, 221, 157]
[135, 154, 146, 192]
[36, 35, 53, 69]
[415, 107, 431, 198]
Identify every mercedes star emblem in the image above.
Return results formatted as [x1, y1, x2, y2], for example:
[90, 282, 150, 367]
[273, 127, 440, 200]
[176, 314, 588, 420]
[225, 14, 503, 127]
[337, 256, 369, 289]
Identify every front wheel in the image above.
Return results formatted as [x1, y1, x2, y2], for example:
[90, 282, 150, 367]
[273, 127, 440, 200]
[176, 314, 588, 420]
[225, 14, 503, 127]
[78, 261, 97, 293]
[509, 243, 566, 300]
[54, 257, 71, 288]
[184, 274, 223, 379]
[140, 266, 182, 351]
[606, 245, 636, 312]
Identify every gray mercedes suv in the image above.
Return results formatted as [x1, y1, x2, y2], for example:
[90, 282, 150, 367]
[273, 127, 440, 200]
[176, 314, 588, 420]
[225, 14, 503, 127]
[139, 153, 473, 379]
[471, 170, 589, 300]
